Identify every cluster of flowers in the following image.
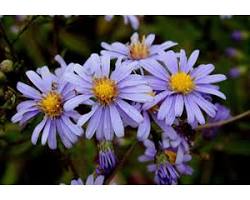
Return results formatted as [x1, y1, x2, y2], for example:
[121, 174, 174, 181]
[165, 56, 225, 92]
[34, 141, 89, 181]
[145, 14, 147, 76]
[11, 32, 227, 185]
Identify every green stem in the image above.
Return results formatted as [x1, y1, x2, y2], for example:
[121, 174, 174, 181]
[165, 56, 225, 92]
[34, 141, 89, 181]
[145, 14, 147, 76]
[195, 110, 250, 130]
[0, 21, 18, 61]
[11, 16, 39, 45]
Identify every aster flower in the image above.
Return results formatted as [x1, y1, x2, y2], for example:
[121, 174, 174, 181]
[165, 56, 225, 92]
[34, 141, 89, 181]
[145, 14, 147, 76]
[96, 140, 116, 175]
[11, 57, 83, 149]
[63, 54, 153, 140]
[202, 103, 231, 139]
[105, 15, 140, 30]
[101, 32, 177, 72]
[143, 49, 227, 126]
[138, 139, 192, 185]
[69, 174, 104, 185]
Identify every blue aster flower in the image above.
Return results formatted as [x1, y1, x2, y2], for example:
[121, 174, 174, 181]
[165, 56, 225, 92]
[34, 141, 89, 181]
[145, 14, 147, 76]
[202, 103, 231, 139]
[63, 54, 153, 140]
[69, 174, 104, 185]
[138, 138, 192, 185]
[143, 49, 227, 126]
[11, 56, 83, 149]
[101, 33, 177, 73]
[105, 15, 140, 30]
[96, 140, 116, 175]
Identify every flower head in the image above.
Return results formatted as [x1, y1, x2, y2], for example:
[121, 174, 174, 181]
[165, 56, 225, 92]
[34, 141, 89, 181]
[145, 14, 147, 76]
[11, 56, 83, 149]
[139, 138, 192, 185]
[101, 33, 177, 72]
[63, 54, 153, 140]
[143, 49, 227, 125]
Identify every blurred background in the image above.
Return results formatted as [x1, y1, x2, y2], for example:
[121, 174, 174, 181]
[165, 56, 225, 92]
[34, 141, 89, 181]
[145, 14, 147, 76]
[0, 15, 249, 184]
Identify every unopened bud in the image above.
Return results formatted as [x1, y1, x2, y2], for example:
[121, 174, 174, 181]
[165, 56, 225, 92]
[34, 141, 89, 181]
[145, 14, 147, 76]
[0, 59, 13, 73]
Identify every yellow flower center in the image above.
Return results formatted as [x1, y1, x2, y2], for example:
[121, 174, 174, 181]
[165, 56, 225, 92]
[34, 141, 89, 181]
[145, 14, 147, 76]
[169, 72, 195, 94]
[164, 150, 177, 164]
[129, 35, 149, 60]
[92, 77, 118, 105]
[38, 91, 63, 118]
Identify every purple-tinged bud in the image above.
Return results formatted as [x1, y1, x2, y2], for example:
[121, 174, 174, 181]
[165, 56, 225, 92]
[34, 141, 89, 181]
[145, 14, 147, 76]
[96, 140, 116, 175]
[225, 47, 243, 59]
[231, 30, 248, 41]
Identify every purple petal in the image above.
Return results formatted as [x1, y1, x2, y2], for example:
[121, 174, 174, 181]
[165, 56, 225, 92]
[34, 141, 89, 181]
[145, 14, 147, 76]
[118, 74, 147, 89]
[190, 64, 215, 79]
[142, 90, 172, 110]
[85, 175, 94, 185]
[116, 99, 143, 123]
[101, 55, 111, 77]
[174, 94, 184, 117]
[64, 94, 92, 111]
[120, 85, 152, 94]
[195, 85, 226, 99]
[56, 120, 72, 148]
[191, 92, 216, 117]
[74, 64, 92, 83]
[19, 110, 40, 125]
[110, 62, 135, 83]
[144, 75, 166, 91]
[179, 49, 188, 72]
[145, 34, 155, 46]
[103, 107, 113, 140]
[61, 115, 83, 136]
[17, 100, 37, 111]
[31, 116, 47, 144]
[59, 119, 78, 143]
[165, 103, 176, 125]
[63, 73, 90, 88]
[41, 119, 52, 145]
[195, 74, 227, 84]
[94, 176, 104, 185]
[187, 95, 205, 124]
[119, 93, 153, 103]
[158, 95, 174, 120]
[85, 106, 103, 139]
[48, 120, 57, 149]
[140, 59, 169, 81]
[175, 147, 184, 165]
[187, 50, 199, 69]
[183, 96, 195, 124]
[77, 104, 98, 126]
[26, 70, 47, 92]
[137, 111, 151, 141]
[161, 50, 178, 74]
[109, 104, 124, 137]
[17, 82, 41, 99]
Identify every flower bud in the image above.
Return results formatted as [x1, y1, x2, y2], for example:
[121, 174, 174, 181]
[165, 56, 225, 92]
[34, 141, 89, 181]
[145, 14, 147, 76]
[96, 140, 116, 175]
[0, 59, 14, 73]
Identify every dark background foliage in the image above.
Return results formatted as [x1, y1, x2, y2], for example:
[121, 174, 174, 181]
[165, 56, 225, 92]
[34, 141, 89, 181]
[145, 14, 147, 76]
[0, 15, 249, 184]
